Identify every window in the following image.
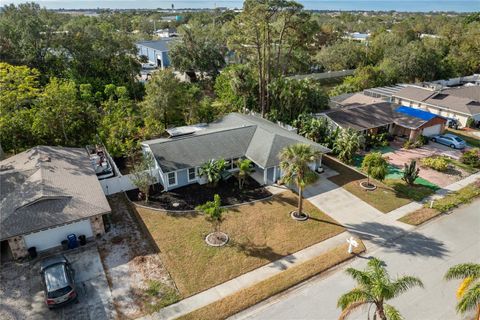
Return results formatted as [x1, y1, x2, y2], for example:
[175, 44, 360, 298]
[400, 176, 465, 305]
[188, 168, 196, 181]
[167, 172, 176, 186]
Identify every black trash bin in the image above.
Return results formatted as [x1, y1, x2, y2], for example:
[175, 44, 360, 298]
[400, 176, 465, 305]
[61, 240, 69, 250]
[78, 235, 87, 246]
[28, 247, 37, 259]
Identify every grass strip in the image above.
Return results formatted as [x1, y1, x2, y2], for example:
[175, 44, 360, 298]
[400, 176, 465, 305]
[178, 240, 366, 320]
[398, 180, 480, 225]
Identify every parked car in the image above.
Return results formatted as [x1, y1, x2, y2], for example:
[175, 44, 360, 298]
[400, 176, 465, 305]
[40, 256, 77, 309]
[431, 134, 466, 149]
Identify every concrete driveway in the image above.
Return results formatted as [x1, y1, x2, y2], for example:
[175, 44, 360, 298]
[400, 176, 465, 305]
[232, 199, 480, 320]
[384, 142, 468, 187]
[0, 245, 115, 320]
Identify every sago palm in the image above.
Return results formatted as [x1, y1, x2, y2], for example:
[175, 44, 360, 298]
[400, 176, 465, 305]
[444, 263, 480, 319]
[279, 143, 321, 218]
[338, 258, 423, 320]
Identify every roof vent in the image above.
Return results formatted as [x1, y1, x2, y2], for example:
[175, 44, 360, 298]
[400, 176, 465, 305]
[38, 156, 51, 162]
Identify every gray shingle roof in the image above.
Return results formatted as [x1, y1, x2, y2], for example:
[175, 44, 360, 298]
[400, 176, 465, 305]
[143, 113, 331, 171]
[0, 146, 111, 240]
[393, 86, 437, 102]
[322, 102, 437, 131]
[394, 85, 480, 116]
[136, 38, 179, 52]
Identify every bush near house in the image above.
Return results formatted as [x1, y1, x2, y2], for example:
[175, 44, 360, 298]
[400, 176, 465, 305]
[421, 156, 449, 172]
[461, 148, 480, 168]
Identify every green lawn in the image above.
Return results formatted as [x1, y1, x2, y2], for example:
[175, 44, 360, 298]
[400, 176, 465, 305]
[325, 156, 436, 213]
[135, 190, 345, 297]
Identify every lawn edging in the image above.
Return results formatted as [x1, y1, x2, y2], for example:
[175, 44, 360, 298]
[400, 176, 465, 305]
[129, 193, 275, 214]
[177, 240, 366, 320]
[398, 180, 480, 226]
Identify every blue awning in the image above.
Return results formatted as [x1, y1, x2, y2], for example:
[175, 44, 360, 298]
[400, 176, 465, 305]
[395, 106, 438, 121]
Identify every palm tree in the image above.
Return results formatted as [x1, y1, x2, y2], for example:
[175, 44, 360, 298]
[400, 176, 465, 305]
[196, 194, 225, 233]
[444, 263, 480, 319]
[237, 158, 254, 189]
[334, 128, 362, 164]
[230, 65, 252, 113]
[338, 258, 423, 320]
[279, 143, 321, 219]
[198, 159, 227, 186]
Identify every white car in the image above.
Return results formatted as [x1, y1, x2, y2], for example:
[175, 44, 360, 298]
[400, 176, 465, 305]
[431, 134, 466, 149]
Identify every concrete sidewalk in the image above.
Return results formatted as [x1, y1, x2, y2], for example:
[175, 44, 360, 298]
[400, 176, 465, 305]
[141, 231, 354, 320]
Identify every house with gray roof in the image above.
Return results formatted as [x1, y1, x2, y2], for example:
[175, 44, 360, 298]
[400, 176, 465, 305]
[141, 113, 331, 191]
[319, 98, 447, 141]
[0, 146, 111, 260]
[392, 85, 480, 127]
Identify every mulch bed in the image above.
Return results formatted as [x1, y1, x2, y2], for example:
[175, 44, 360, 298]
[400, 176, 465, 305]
[126, 176, 272, 211]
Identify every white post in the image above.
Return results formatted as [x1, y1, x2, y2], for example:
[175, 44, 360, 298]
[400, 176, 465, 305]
[263, 168, 268, 185]
[430, 200, 434, 208]
[347, 237, 359, 254]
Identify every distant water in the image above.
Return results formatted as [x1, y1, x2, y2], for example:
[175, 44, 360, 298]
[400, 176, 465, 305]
[4, 0, 480, 12]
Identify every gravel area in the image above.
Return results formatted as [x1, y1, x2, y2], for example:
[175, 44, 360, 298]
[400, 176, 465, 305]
[98, 194, 178, 319]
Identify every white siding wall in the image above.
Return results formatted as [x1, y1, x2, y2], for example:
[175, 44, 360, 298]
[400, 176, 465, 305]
[24, 219, 93, 251]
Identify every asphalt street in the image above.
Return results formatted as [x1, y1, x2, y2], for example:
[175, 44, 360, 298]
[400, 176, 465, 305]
[232, 199, 480, 320]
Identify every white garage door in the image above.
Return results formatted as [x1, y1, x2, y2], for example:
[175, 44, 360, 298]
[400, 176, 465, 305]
[24, 219, 93, 251]
[422, 124, 441, 137]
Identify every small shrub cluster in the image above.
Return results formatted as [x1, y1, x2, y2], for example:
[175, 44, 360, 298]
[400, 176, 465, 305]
[365, 132, 390, 149]
[460, 148, 480, 168]
[403, 135, 429, 149]
[421, 156, 449, 172]
[432, 183, 480, 212]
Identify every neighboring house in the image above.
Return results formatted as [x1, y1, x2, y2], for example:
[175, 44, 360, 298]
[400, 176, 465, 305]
[342, 32, 370, 42]
[141, 113, 331, 191]
[392, 85, 480, 127]
[154, 28, 178, 38]
[320, 98, 447, 141]
[136, 37, 179, 69]
[0, 146, 111, 260]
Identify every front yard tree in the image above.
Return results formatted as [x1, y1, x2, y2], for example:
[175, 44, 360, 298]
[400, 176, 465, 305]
[402, 159, 420, 185]
[334, 128, 362, 164]
[338, 258, 424, 320]
[198, 159, 227, 186]
[444, 263, 480, 319]
[196, 194, 228, 246]
[131, 153, 156, 202]
[361, 152, 388, 187]
[279, 143, 321, 220]
[237, 159, 254, 189]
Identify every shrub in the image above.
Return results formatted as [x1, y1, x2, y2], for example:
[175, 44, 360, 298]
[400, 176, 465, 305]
[361, 152, 388, 182]
[461, 148, 480, 168]
[421, 156, 449, 172]
[414, 135, 429, 147]
[403, 140, 414, 149]
[432, 183, 480, 212]
[466, 116, 475, 128]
